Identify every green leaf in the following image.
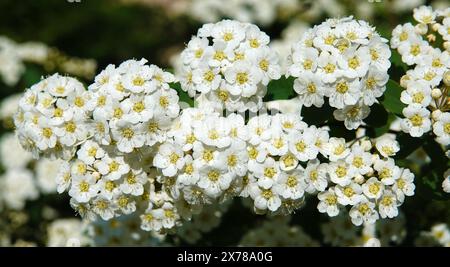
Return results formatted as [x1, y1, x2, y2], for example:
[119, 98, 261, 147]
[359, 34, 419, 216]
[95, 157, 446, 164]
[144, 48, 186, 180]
[373, 113, 396, 138]
[394, 132, 425, 160]
[364, 103, 388, 128]
[23, 64, 43, 88]
[391, 50, 408, 72]
[423, 137, 448, 174]
[170, 82, 194, 107]
[380, 79, 405, 117]
[301, 103, 333, 125]
[265, 76, 295, 101]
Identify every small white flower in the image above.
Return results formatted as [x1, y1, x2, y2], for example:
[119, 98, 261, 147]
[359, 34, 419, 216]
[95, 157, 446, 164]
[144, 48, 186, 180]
[413, 6, 436, 24]
[153, 142, 185, 177]
[68, 174, 98, 203]
[375, 134, 400, 158]
[349, 197, 379, 226]
[378, 190, 399, 218]
[324, 137, 350, 161]
[433, 112, 450, 146]
[274, 168, 305, 200]
[96, 155, 130, 181]
[362, 177, 385, 200]
[249, 184, 281, 212]
[303, 159, 328, 193]
[373, 157, 401, 185]
[77, 140, 105, 165]
[335, 182, 363, 206]
[401, 104, 431, 137]
[317, 188, 340, 217]
[333, 102, 370, 130]
[328, 160, 355, 187]
[392, 168, 415, 202]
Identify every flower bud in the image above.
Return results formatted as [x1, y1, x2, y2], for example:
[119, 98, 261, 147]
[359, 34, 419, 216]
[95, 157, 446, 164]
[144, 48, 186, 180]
[400, 75, 411, 88]
[431, 23, 441, 32]
[432, 109, 442, 120]
[431, 88, 442, 99]
[415, 23, 428, 35]
[443, 71, 450, 86]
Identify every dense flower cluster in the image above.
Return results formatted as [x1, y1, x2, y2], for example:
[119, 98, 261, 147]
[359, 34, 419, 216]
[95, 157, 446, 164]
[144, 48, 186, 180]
[392, 6, 449, 143]
[286, 17, 391, 130]
[13, 59, 183, 226]
[14, 74, 92, 159]
[178, 20, 281, 112]
[391, 6, 450, 193]
[12, 19, 420, 235]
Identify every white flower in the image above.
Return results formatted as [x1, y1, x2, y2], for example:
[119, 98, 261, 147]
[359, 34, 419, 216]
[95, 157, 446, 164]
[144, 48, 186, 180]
[211, 20, 246, 49]
[92, 197, 117, 220]
[288, 47, 319, 77]
[55, 161, 71, 194]
[68, 174, 98, 203]
[398, 38, 431, 65]
[316, 51, 341, 83]
[153, 142, 185, 177]
[443, 169, 450, 193]
[362, 177, 385, 200]
[111, 120, 145, 153]
[77, 140, 105, 165]
[274, 168, 305, 200]
[253, 157, 280, 189]
[247, 114, 272, 146]
[433, 112, 450, 146]
[400, 81, 432, 107]
[375, 134, 400, 158]
[392, 168, 415, 202]
[346, 145, 373, 175]
[303, 159, 328, 193]
[317, 188, 340, 217]
[333, 102, 370, 130]
[96, 156, 130, 181]
[349, 197, 379, 226]
[391, 23, 417, 49]
[224, 61, 262, 97]
[198, 166, 232, 198]
[327, 78, 360, 109]
[120, 170, 148, 196]
[413, 6, 436, 24]
[216, 140, 248, 176]
[324, 137, 350, 161]
[288, 128, 318, 161]
[361, 68, 388, 105]
[328, 160, 355, 187]
[249, 46, 281, 85]
[401, 104, 431, 137]
[293, 72, 326, 107]
[249, 184, 281, 212]
[373, 158, 401, 185]
[338, 47, 371, 79]
[378, 190, 399, 218]
[335, 182, 363, 206]
[195, 115, 231, 148]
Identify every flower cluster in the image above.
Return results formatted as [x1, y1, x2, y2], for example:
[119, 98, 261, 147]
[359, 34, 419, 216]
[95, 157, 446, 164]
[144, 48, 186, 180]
[391, 5, 449, 144]
[178, 19, 281, 112]
[287, 17, 391, 130]
[13, 59, 183, 226]
[14, 74, 93, 159]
